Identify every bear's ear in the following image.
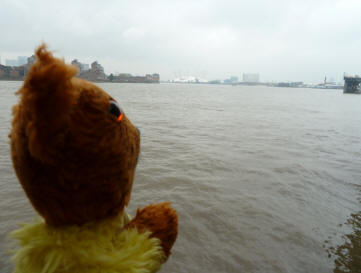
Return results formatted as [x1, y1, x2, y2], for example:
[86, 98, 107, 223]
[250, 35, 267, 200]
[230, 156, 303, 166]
[18, 44, 78, 164]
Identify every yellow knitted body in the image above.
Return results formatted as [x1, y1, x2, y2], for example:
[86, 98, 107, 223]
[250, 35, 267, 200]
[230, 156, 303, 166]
[10, 212, 164, 273]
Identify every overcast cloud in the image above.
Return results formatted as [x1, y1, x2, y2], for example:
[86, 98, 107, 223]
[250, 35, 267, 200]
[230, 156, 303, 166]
[1, 0, 361, 83]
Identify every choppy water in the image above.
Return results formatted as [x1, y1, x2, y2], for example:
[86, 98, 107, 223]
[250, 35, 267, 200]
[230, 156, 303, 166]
[0, 81, 360, 273]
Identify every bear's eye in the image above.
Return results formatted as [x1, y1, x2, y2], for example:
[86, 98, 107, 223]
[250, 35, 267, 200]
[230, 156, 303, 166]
[109, 100, 123, 122]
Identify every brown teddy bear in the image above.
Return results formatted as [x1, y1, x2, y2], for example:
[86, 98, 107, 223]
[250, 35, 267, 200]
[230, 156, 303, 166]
[9, 44, 178, 273]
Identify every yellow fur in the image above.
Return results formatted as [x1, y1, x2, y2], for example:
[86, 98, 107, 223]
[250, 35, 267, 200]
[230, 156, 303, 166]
[10, 212, 164, 273]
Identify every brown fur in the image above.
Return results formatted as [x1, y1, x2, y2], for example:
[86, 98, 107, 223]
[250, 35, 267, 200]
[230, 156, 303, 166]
[125, 203, 178, 259]
[10, 44, 177, 258]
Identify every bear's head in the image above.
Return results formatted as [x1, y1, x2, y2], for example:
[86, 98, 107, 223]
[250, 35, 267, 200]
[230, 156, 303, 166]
[10, 45, 140, 226]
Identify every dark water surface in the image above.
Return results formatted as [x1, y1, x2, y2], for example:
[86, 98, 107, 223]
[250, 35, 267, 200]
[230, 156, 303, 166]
[0, 81, 360, 273]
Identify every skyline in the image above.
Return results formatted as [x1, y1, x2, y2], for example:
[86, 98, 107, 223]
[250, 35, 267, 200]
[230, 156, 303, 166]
[0, 53, 347, 84]
[1, 0, 361, 83]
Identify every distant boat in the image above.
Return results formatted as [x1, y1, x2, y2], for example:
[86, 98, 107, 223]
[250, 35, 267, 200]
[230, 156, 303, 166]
[323, 84, 344, 89]
[315, 84, 344, 90]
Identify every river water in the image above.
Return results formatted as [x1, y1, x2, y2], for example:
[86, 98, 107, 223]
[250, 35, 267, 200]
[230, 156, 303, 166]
[0, 81, 360, 273]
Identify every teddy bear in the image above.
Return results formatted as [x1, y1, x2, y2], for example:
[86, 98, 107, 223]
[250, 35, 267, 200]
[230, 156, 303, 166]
[9, 44, 178, 273]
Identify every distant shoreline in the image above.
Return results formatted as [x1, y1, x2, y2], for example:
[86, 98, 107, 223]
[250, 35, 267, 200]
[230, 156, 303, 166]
[0, 79, 346, 90]
[0, 58, 160, 84]
[0, 78, 160, 84]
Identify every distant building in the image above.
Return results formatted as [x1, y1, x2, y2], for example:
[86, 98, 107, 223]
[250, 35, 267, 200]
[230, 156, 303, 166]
[71, 59, 82, 72]
[0, 54, 160, 84]
[17, 56, 27, 66]
[5, 56, 28, 67]
[113, 73, 160, 83]
[91, 61, 104, 73]
[242, 73, 260, 83]
[6, 59, 18, 66]
[146, 73, 160, 82]
[77, 61, 107, 81]
[71, 59, 90, 73]
[81, 63, 89, 71]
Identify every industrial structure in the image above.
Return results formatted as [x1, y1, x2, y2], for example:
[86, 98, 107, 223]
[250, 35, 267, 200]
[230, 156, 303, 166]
[344, 75, 361, 94]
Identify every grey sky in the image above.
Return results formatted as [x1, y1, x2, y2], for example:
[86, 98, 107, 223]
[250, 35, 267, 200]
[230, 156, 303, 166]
[1, 0, 361, 83]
